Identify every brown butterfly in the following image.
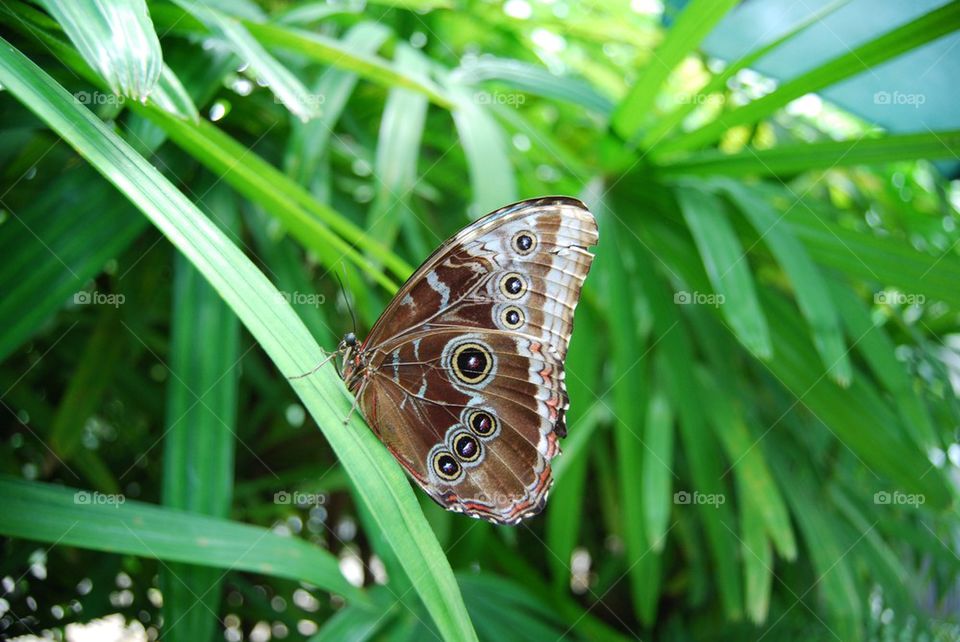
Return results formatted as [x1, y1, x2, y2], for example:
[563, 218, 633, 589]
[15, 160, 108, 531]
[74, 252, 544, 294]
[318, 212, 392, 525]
[340, 197, 597, 524]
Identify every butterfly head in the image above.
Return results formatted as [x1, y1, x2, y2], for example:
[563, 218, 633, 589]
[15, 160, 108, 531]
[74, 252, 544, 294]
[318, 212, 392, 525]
[339, 332, 367, 391]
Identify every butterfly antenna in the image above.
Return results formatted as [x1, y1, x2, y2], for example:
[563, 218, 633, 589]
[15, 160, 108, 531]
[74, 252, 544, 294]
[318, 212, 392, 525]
[335, 267, 359, 338]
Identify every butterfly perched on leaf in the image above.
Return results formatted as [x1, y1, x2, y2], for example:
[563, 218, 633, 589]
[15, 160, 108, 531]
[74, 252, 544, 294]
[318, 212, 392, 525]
[336, 197, 597, 524]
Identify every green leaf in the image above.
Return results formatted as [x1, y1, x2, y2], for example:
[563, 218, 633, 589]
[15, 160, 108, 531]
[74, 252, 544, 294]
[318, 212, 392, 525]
[160, 183, 240, 642]
[276, 2, 365, 26]
[459, 573, 570, 640]
[150, 64, 201, 122]
[0, 37, 476, 642]
[627, 231, 743, 619]
[242, 19, 452, 109]
[760, 291, 951, 509]
[452, 57, 613, 115]
[828, 484, 918, 611]
[826, 279, 938, 450]
[641, 0, 851, 148]
[641, 376, 674, 553]
[193, 0, 265, 21]
[0, 169, 146, 362]
[38, 0, 162, 100]
[676, 187, 772, 359]
[546, 304, 603, 587]
[48, 310, 124, 459]
[768, 456, 862, 641]
[736, 487, 773, 625]
[718, 180, 850, 385]
[600, 213, 659, 625]
[173, 0, 320, 122]
[780, 190, 960, 309]
[285, 22, 391, 185]
[367, 44, 430, 248]
[697, 368, 796, 560]
[135, 106, 409, 290]
[0, 475, 360, 600]
[489, 547, 635, 642]
[611, 0, 740, 140]
[656, 2, 960, 154]
[657, 130, 960, 175]
[451, 86, 518, 216]
[311, 587, 400, 642]
[245, 208, 336, 348]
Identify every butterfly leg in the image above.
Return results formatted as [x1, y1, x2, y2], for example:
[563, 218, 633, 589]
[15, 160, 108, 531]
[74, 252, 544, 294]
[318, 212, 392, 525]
[341, 393, 362, 426]
[287, 350, 338, 380]
[341, 375, 371, 426]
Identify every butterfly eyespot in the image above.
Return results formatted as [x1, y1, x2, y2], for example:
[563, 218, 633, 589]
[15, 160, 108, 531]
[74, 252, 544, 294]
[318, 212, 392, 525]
[452, 432, 482, 462]
[467, 410, 499, 438]
[450, 342, 493, 384]
[511, 230, 537, 255]
[432, 450, 463, 482]
[498, 305, 525, 330]
[499, 272, 527, 300]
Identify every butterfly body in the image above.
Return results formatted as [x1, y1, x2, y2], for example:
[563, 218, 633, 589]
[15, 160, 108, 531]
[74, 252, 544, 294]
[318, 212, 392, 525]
[342, 197, 597, 524]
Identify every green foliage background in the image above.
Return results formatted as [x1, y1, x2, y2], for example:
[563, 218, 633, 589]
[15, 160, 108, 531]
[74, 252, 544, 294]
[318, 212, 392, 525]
[0, 1, 958, 640]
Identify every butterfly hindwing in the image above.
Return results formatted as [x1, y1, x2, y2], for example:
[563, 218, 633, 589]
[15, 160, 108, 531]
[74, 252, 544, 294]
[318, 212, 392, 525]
[357, 329, 564, 522]
[344, 197, 597, 523]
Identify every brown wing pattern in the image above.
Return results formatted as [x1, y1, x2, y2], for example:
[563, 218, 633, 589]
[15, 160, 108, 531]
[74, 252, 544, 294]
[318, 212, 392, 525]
[349, 197, 597, 523]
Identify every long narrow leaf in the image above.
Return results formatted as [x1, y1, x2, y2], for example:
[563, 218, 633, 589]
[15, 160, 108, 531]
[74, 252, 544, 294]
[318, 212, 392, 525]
[657, 129, 960, 175]
[38, 0, 162, 100]
[161, 184, 240, 642]
[676, 187, 772, 359]
[452, 57, 613, 115]
[718, 180, 850, 385]
[173, 0, 320, 122]
[641, 0, 851, 148]
[367, 44, 430, 247]
[634, 255, 743, 620]
[697, 368, 796, 560]
[612, 0, 740, 140]
[601, 214, 659, 624]
[641, 374, 674, 552]
[244, 20, 452, 109]
[546, 304, 603, 587]
[451, 87, 517, 216]
[0, 37, 477, 642]
[826, 279, 938, 450]
[285, 22, 391, 185]
[0, 170, 146, 362]
[656, 2, 960, 154]
[0, 476, 359, 600]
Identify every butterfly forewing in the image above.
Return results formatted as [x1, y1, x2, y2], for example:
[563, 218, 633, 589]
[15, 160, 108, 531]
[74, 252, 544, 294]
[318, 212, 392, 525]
[344, 197, 597, 524]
